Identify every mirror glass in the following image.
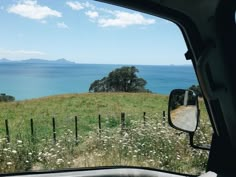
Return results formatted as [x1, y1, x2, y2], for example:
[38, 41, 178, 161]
[169, 89, 198, 132]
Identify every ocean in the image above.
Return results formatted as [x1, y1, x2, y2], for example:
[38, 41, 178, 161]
[0, 63, 198, 101]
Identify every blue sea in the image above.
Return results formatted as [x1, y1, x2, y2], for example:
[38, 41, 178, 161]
[0, 63, 198, 101]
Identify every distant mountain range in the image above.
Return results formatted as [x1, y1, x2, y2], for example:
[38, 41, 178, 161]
[0, 58, 75, 64]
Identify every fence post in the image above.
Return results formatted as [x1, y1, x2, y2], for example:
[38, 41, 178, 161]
[143, 112, 146, 126]
[52, 117, 56, 144]
[163, 111, 166, 126]
[30, 119, 34, 143]
[98, 114, 102, 134]
[121, 112, 125, 130]
[75, 116, 78, 145]
[5, 119, 10, 143]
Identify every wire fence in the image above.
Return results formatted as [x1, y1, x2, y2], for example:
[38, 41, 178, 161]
[2, 111, 167, 144]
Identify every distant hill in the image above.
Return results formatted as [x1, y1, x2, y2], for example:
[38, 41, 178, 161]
[0, 58, 75, 64]
[0, 58, 12, 63]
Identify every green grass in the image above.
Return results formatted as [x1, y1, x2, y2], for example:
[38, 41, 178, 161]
[0, 93, 212, 175]
[0, 93, 168, 139]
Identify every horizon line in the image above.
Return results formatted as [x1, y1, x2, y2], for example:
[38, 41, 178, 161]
[0, 58, 192, 66]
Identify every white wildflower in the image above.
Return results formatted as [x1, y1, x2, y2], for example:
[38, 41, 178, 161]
[17, 140, 22, 144]
[51, 154, 57, 158]
[124, 133, 129, 137]
[7, 162, 12, 165]
[56, 158, 64, 165]
[12, 150, 17, 154]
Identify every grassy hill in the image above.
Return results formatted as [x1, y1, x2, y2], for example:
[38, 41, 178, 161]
[0, 93, 168, 138]
[0, 93, 212, 174]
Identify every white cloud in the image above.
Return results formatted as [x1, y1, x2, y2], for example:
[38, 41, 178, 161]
[66, 1, 95, 11]
[7, 0, 62, 20]
[66, 1, 155, 28]
[98, 11, 155, 28]
[85, 11, 99, 19]
[57, 22, 69, 29]
[82, 2, 95, 10]
[98, 8, 115, 15]
[0, 48, 45, 59]
[66, 1, 84, 10]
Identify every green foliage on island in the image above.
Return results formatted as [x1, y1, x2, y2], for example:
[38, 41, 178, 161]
[89, 66, 151, 93]
[0, 93, 15, 102]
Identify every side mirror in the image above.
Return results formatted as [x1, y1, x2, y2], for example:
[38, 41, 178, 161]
[168, 89, 210, 151]
[168, 89, 199, 133]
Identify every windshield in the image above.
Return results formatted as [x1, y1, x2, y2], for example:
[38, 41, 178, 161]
[0, 0, 213, 175]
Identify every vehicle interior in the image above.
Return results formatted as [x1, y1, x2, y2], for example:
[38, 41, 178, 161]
[2, 0, 236, 176]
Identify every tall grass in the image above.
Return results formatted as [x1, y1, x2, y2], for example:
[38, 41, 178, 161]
[0, 93, 212, 175]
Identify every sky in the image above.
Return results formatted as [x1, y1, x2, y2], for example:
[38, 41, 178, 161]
[0, 0, 191, 65]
